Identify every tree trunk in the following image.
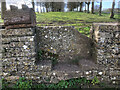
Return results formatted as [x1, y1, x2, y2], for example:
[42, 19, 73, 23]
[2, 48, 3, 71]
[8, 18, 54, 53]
[51, 2, 54, 12]
[110, 0, 115, 18]
[91, 0, 94, 14]
[87, 2, 90, 13]
[46, 8, 49, 12]
[79, 2, 83, 12]
[32, 0, 35, 11]
[99, 0, 102, 16]
[37, 2, 39, 13]
[85, 3, 86, 13]
[39, 3, 42, 13]
[1, 0, 6, 19]
[43, 7, 45, 13]
[85, 2, 90, 13]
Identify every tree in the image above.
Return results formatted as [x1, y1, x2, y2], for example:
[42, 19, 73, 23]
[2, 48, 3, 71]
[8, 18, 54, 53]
[43, 2, 65, 12]
[36, 1, 39, 13]
[1, 0, 6, 19]
[32, 0, 35, 11]
[53, 2, 65, 12]
[67, 2, 78, 11]
[79, 2, 83, 12]
[85, 1, 90, 13]
[110, 0, 115, 18]
[94, 5, 99, 12]
[39, 2, 42, 13]
[99, 0, 102, 16]
[84, 3, 87, 12]
[45, 2, 50, 12]
[91, 0, 94, 14]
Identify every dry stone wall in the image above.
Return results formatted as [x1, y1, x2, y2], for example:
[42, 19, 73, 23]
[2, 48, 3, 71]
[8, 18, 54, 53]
[91, 23, 120, 67]
[0, 23, 120, 87]
[1, 28, 38, 84]
[0, 29, 2, 89]
[91, 23, 120, 84]
[36, 26, 96, 64]
[3, 4, 36, 29]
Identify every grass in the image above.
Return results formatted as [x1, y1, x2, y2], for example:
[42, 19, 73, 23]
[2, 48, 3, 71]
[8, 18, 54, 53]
[0, 14, 3, 23]
[0, 12, 119, 37]
[36, 12, 119, 37]
[0, 12, 119, 24]
[0, 12, 119, 89]
[36, 12, 119, 26]
[2, 76, 119, 89]
[38, 50, 58, 66]
[0, 76, 105, 89]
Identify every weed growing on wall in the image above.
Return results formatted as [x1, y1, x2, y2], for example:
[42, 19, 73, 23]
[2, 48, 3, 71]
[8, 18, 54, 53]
[13, 77, 32, 89]
[77, 26, 91, 37]
[1, 78, 9, 88]
[91, 76, 100, 85]
[2, 76, 106, 89]
[38, 49, 58, 66]
[32, 77, 91, 88]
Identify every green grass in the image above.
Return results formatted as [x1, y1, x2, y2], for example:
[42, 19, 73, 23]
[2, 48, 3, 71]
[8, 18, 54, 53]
[36, 12, 119, 26]
[2, 76, 118, 89]
[1, 76, 102, 89]
[36, 12, 119, 37]
[0, 14, 3, 23]
[0, 12, 119, 24]
[0, 12, 119, 37]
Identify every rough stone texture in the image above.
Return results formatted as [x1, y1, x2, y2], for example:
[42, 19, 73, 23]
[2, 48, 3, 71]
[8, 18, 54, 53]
[3, 4, 36, 29]
[0, 30, 2, 89]
[91, 23, 120, 84]
[0, 23, 120, 87]
[1, 28, 37, 84]
[91, 23, 120, 67]
[0, 27, 98, 85]
[36, 26, 96, 64]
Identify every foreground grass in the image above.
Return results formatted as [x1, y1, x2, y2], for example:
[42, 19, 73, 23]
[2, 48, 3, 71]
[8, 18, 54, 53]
[2, 76, 116, 89]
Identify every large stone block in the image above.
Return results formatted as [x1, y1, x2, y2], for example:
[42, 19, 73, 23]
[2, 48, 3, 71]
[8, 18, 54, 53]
[3, 4, 36, 29]
[36, 26, 96, 64]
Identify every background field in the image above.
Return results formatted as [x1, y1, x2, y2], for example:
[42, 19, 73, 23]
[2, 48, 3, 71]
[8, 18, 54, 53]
[0, 12, 119, 37]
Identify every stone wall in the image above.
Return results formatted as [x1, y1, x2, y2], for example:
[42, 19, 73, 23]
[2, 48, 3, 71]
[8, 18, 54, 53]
[1, 28, 37, 83]
[0, 27, 98, 85]
[91, 23, 120, 67]
[3, 4, 36, 29]
[0, 23, 120, 87]
[0, 29, 2, 89]
[91, 23, 120, 84]
[36, 26, 96, 64]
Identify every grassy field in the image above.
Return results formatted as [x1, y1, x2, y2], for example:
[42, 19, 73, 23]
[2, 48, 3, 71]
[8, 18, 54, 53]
[36, 12, 119, 25]
[0, 12, 119, 37]
[36, 12, 119, 37]
[0, 12, 119, 24]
